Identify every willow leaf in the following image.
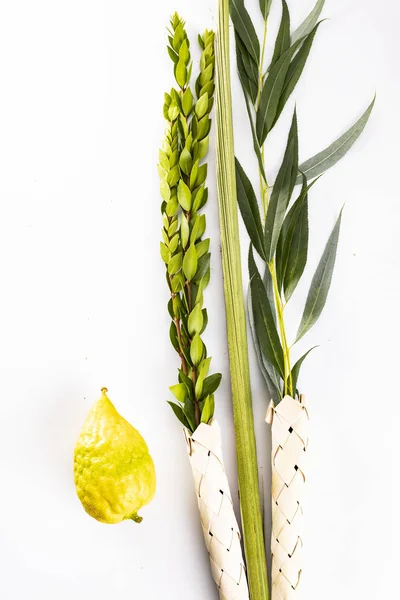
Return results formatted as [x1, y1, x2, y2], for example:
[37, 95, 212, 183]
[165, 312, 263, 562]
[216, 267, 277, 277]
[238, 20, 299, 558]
[247, 288, 281, 403]
[236, 158, 266, 260]
[292, 0, 325, 43]
[296, 209, 342, 342]
[241, 87, 267, 182]
[283, 196, 308, 301]
[256, 38, 302, 144]
[276, 174, 308, 293]
[271, 0, 291, 66]
[249, 246, 285, 377]
[259, 0, 272, 20]
[296, 97, 375, 183]
[275, 22, 322, 124]
[263, 264, 277, 326]
[230, 0, 260, 65]
[235, 33, 259, 104]
[264, 110, 298, 261]
[290, 346, 318, 396]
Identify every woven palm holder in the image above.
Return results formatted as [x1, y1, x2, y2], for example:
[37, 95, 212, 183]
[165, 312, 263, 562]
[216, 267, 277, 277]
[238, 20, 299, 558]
[185, 420, 249, 600]
[266, 395, 309, 600]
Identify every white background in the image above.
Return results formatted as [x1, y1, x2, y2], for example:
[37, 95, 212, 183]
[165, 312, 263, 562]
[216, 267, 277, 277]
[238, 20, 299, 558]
[0, 0, 397, 598]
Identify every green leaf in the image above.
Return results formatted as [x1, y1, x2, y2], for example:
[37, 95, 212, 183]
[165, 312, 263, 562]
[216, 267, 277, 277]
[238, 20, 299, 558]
[175, 58, 187, 88]
[167, 46, 179, 64]
[160, 242, 170, 264]
[235, 158, 266, 260]
[195, 238, 210, 259]
[256, 39, 302, 144]
[177, 180, 192, 211]
[168, 252, 182, 275]
[183, 399, 196, 431]
[275, 22, 322, 123]
[181, 214, 189, 248]
[170, 382, 188, 403]
[183, 244, 198, 281]
[264, 110, 298, 261]
[297, 96, 375, 183]
[182, 87, 193, 116]
[292, 0, 325, 43]
[290, 346, 318, 396]
[192, 186, 205, 212]
[190, 334, 204, 366]
[179, 148, 192, 175]
[296, 209, 343, 342]
[178, 369, 193, 396]
[271, 0, 291, 66]
[200, 394, 215, 424]
[195, 164, 208, 187]
[240, 83, 267, 182]
[200, 308, 208, 334]
[188, 304, 204, 335]
[201, 373, 222, 399]
[247, 287, 281, 403]
[169, 321, 179, 352]
[167, 164, 180, 187]
[276, 175, 314, 298]
[249, 246, 285, 377]
[235, 33, 258, 104]
[195, 92, 209, 119]
[179, 39, 190, 64]
[230, 0, 260, 65]
[194, 252, 210, 282]
[167, 402, 190, 429]
[259, 0, 272, 19]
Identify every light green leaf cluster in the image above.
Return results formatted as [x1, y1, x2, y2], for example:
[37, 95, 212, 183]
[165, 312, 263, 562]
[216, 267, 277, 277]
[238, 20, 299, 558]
[159, 16, 220, 433]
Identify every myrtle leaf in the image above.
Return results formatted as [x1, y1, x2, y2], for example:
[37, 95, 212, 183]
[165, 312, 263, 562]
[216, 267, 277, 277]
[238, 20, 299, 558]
[264, 110, 298, 262]
[297, 96, 375, 183]
[249, 246, 285, 377]
[271, 0, 291, 67]
[292, 0, 325, 43]
[201, 373, 222, 399]
[296, 209, 343, 342]
[235, 158, 266, 260]
[167, 402, 190, 429]
[275, 22, 322, 124]
[230, 0, 260, 65]
[256, 39, 302, 144]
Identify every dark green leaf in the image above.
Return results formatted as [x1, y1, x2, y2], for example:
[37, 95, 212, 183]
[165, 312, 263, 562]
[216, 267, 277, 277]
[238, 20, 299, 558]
[178, 369, 193, 396]
[235, 158, 266, 260]
[292, 0, 325, 43]
[169, 321, 179, 352]
[183, 398, 196, 431]
[235, 33, 259, 104]
[194, 253, 211, 282]
[256, 38, 302, 144]
[290, 346, 318, 396]
[296, 209, 343, 342]
[276, 175, 315, 300]
[297, 96, 375, 183]
[259, 0, 272, 19]
[249, 246, 285, 377]
[239, 76, 267, 182]
[247, 286, 282, 403]
[271, 1, 291, 66]
[275, 22, 322, 124]
[200, 308, 208, 334]
[167, 402, 190, 429]
[230, 0, 260, 65]
[201, 373, 222, 399]
[264, 110, 298, 261]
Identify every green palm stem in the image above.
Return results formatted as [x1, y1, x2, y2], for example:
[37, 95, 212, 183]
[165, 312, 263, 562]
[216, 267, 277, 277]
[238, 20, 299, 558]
[215, 1, 269, 599]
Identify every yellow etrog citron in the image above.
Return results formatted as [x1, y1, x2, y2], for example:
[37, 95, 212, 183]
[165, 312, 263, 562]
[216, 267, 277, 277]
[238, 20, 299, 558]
[74, 388, 156, 524]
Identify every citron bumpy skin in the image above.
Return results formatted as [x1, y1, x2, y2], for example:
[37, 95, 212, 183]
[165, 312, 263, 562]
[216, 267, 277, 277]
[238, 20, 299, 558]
[74, 388, 156, 524]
